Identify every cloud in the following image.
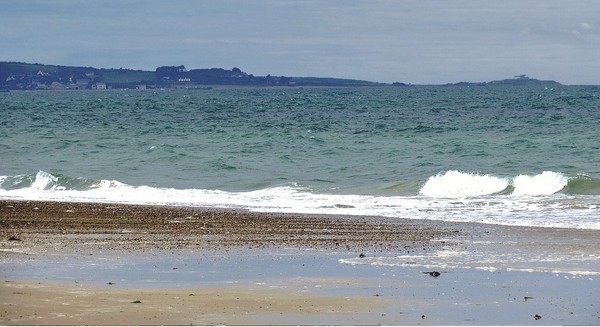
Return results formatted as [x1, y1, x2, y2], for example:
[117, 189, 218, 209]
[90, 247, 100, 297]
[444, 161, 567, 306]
[1, 0, 600, 84]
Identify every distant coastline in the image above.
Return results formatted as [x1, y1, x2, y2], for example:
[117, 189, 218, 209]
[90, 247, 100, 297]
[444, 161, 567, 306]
[0, 61, 564, 90]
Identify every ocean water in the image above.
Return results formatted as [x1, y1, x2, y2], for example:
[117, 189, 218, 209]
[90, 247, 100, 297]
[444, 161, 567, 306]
[1, 86, 600, 229]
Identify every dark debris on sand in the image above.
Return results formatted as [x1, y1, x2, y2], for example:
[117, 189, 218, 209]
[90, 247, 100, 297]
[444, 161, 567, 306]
[0, 200, 459, 253]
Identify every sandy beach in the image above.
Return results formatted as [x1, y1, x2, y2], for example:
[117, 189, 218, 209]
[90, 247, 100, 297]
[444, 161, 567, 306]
[1, 200, 599, 325]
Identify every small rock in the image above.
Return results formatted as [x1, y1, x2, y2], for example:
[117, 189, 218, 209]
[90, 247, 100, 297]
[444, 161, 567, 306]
[359, 253, 366, 258]
[131, 300, 142, 304]
[7, 236, 21, 242]
[107, 282, 115, 285]
[534, 314, 542, 320]
[423, 271, 441, 277]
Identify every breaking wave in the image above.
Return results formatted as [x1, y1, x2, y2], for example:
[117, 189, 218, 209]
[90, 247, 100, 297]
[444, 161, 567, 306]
[0, 171, 99, 191]
[1, 170, 598, 200]
[1, 170, 600, 230]
[419, 170, 575, 197]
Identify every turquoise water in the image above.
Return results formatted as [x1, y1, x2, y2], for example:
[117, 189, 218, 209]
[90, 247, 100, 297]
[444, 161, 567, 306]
[1, 86, 600, 229]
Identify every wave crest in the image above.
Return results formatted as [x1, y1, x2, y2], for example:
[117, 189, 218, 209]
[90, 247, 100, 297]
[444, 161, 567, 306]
[1, 170, 599, 230]
[0, 171, 101, 191]
[0, 170, 593, 198]
[419, 171, 509, 197]
[512, 171, 568, 195]
[420, 170, 570, 198]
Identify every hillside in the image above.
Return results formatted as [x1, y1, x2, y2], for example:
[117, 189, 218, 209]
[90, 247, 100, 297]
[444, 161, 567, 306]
[0, 62, 382, 90]
[445, 75, 562, 87]
[0, 62, 565, 90]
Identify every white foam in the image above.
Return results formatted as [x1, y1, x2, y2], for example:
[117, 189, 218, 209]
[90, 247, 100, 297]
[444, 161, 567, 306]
[419, 170, 509, 197]
[419, 170, 570, 198]
[31, 171, 58, 190]
[1, 171, 600, 230]
[512, 171, 568, 195]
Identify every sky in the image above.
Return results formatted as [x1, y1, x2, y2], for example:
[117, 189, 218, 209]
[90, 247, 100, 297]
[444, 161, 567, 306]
[1, 0, 599, 85]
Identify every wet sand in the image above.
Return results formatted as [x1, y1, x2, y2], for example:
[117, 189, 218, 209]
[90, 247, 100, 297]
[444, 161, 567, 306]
[1, 200, 599, 325]
[0, 200, 452, 252]
[1, 279, 396, 325]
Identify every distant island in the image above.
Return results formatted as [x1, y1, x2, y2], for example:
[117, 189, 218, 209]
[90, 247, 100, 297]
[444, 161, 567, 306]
[0, 62, 562, 90]
[443, 74, 562, 88]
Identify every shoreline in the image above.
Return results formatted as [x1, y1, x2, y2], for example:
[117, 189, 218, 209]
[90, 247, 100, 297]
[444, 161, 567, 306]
[1, 199, 599, 325]
[0, 199, 458, 253]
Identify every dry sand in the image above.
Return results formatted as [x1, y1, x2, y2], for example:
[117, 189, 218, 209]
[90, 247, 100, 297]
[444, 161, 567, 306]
[1, 200, 599, 325]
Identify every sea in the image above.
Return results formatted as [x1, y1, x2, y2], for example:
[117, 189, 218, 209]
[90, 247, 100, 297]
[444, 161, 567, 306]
[1, 86, 599, 230]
